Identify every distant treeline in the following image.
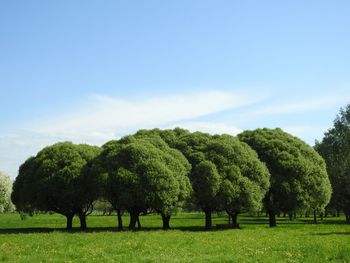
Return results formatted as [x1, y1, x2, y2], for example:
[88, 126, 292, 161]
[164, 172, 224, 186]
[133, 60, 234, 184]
[9, 104, 350, 231]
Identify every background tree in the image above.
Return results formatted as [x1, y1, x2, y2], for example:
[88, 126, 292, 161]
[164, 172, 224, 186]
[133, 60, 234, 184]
[12, 142, 101, 230]
[93, 199, 114, 215]
[0, 171, 15, 213]
[239, 128, 332, 227]
[315, 104, 350, 223]
[97, 134, 192, 230]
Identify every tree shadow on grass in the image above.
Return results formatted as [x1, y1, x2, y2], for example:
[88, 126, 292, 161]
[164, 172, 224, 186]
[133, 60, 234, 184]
[0, 228, 57, 234]
[0, 225, 243, 234]
[313, 232, 350, 236]
[171, 216, 205, 220]
[299, 218, 349, 225]
[1, 218, 348, 234]
[0, 224, 301, 234]
[239, 218, 310, 225]
[0, 226, 120, 235]
[238, 218, 268, 224]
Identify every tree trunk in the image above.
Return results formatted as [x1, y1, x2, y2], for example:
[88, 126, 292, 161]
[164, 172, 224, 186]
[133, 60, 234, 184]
[231, 212, 239, 228]
[78, 213, 87, 230]
[268, 210, 276, 227]
[161, 214, 171, 230]
[204, 209, 212, 230]
[117, 209, 123, 230]
[288, 212, 293, 221]
[313, 209, 317, 224]
[66, 214, 74, 230]
[137, 215, 141, 230]
[129, 211, 138, 230]
[346, 214, 350, 224]
[344, 210, 350, 224]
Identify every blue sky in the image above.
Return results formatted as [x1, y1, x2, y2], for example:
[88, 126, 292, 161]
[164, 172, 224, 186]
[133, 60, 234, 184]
[1, 0, 350, 178]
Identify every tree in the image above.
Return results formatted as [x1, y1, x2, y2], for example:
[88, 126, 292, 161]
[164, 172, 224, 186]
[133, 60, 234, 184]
[11, 142, 101, 230]
[191, 160, 221, 228]
[315, 104, 350, 223]
[208, 135, 270, 228]
[184, 133, 270, 229]
[239, 128, 332, 227]
[157, 130, 217, 229]
[74, 144, 102, 229]
[97, 133, 192, 230]
[148, 129, 270, 229]
[0, 171, 15, 213]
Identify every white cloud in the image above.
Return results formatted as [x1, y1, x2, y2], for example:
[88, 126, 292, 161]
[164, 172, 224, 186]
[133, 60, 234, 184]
[282, 125, 316, 135]
[248, 95, 348, 116]
[168, 121, 242, 135]
[2, 90, 344, 179]
[1, 90, 259, 178]
[281, 125, 329, 145]
[0, 131, 60, 179]
[29, 90, 255, 142]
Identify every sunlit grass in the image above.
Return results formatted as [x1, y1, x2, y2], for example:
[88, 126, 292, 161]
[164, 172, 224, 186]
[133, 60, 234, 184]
[0, 213, 349, 262]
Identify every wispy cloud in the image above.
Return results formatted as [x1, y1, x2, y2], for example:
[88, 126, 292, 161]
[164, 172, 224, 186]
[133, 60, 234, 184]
[280, 125, 331, 145]
[1, 90, 259, 178]
[29, 90, 256, 143]
[168, 121, 242, 135]
[1, 89, 346, 178]
[248, 95, 348, 116]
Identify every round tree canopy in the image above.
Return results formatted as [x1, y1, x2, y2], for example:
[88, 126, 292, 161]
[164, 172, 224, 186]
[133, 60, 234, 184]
[97, 133, 192, 218]
[238, 128, 332, 214]
[12, 142, 101, 217]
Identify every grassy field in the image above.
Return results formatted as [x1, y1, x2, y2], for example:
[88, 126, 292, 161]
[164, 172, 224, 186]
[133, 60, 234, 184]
[0, 213, 350, 262]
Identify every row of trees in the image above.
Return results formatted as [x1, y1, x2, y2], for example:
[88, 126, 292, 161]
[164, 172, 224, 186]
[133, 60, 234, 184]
[11, 127, 332, 230]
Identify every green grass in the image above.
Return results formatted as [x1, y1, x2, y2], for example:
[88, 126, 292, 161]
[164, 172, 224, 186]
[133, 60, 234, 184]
[0, 213, 350, 262]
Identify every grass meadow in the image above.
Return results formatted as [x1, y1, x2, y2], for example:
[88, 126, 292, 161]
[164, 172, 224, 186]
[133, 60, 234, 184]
[0, 213, 350, 262]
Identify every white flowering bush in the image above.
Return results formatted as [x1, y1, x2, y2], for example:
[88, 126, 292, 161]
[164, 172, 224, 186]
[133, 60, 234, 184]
[0, 171, 15, 213]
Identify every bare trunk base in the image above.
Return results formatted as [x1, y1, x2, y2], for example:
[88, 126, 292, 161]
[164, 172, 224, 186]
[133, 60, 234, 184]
[117, 209, 123, 230]
[345, 211, 350, 224]
[269, 210, 276, 227]
[313, 210, 318, 224]
[162, 214, 171, 230]
[137, 216, 141, 230]
[231, 213, 239, 228]
[78, 213, 87, 230]
[66, 214, 74, 230]
[129, 211, 140, 230]
[204, 209, 212, 230]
